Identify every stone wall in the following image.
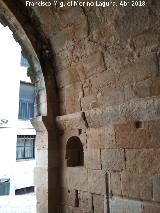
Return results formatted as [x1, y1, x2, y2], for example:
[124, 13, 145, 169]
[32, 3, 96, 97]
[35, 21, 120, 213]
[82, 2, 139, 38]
[54, 1, 160, 212]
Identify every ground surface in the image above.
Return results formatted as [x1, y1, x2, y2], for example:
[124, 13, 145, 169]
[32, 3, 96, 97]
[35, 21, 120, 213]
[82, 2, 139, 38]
[0, 194, 36, 213]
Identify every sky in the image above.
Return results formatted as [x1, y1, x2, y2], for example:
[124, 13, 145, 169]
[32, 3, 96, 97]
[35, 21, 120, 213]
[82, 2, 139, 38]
[0, 23, 21, 68]
[0, 23, 21, 121]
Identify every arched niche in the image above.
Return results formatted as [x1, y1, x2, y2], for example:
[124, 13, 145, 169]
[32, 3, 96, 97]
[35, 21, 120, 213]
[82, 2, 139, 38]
[66, 136, 84, 167]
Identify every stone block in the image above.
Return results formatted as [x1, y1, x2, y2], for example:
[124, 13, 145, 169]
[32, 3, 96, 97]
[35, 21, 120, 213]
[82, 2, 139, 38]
[151, 77, 160, 96]
[149, 120, 160, 148]
[93, 194, 104, 213]
[84, 69, 116, 96]
[78, 191, 92, 212]
[66, 167, 88, 191]
[104, 125, 116, 148]
[153, 176, 160, 202]
[143, 203, 160, 213]
[121, 172, 152, 201]
[51, 30, 68, 53]
[56, 65, 80, 88]
[82, 52, 105, 78]
[67, 20, 88, 41]
[37, 198, 48, 213]
[58, 7, 85, 27]
[36, 185, 48, 211]
[59, 205, 73, 213]
[36, 131, 48, 150]
[81, 95, 98, 110]
[72, 207, 84, 213]
[88, 170, 106, 195]
[84, 149, 101, 170]
[114, 122, 151, 148]
[109, 172, 122, 196]
[61, 188, 77, 207]
[133, 79, 152, 98]
[118, 54, 157, 86]
[97, 87, 125, 107]
[36, 149, 48, 167]
[34, 167, 48, 187]
[109, 197, 142, 213]
[56, 112, 86, 131]
[86, 128, 104, 149]
[85, 96, 160, 129]
[65, 82, 82, 114]
[101, 149, 125, 172]
[124, 79, 152, 101]
[126, 149, 160, 175]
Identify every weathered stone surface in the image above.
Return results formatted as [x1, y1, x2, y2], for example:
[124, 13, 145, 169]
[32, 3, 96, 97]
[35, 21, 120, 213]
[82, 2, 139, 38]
[113, 122, 150, 148]
[97, 87, 125, 107]
[121, 172, 152, 201]
[72, 207, 84, 213]
[86, 128, 104, 149]
[126, 149, 160, 175]
[36, 149, 48, 167]
[118, 54, 157, 86]
[56, 112, 86, 130]
[153, 176, 160, 202]
[78, 191, 92, 212]
[60, 188, 77, 207]
[56, 65, 80, 88]
[109, 172, 122, 196]
[66, 167, 88, 191]
[142, 203, 160, 213]
[151, 77, 160, 96]
[85, 97, 160, 128]
[35, 131, 48, 150]
[124, 79, 152, 100]
[148, 120, 160, 148]
[109, 197, 142, 213]
[88, 170, 106, 195]
[81, 95, 98, 110]
[59, 205, 73, 213]
[57, 7, 86, 27]
[104, 125, 116, 148]
[34, 167, 48, 187]
[65, 82, 82, 114]
[84, 69, 116, 96]
[93, 194, 104, 213]
[82, 52, 105, 78]
[84, 149, 101, 170]
[102, 149, 125, 172]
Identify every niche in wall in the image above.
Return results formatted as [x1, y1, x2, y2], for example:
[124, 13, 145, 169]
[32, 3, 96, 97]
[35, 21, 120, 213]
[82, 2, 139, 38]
[66, 136, 84, 167]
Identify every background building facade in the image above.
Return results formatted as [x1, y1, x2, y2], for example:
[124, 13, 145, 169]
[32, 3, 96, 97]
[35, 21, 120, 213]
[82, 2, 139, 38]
[0, 24, 36, 196]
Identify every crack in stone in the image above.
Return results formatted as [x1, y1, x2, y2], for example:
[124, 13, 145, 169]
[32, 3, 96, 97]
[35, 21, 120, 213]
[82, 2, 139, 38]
[82, 111, 89, 129]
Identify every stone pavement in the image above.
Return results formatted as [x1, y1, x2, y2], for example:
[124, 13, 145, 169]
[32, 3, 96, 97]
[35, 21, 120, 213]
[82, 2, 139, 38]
[0, 194, 36, 213]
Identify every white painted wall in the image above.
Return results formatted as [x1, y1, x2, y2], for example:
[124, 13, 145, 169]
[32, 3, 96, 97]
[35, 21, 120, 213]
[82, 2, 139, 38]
[0, 24, 36, 195]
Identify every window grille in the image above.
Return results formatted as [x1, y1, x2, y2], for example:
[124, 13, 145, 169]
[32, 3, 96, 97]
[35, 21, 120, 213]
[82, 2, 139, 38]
[16, 135, 35, 160]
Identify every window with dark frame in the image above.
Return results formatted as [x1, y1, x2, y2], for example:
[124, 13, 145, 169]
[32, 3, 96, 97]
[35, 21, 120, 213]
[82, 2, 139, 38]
[18, 82, 35, 120]
[16, 135, 36, 160]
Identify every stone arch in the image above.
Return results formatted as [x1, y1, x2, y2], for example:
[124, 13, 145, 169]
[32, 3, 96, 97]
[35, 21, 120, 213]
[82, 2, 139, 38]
[0, 1, 59, 213]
